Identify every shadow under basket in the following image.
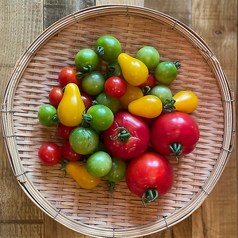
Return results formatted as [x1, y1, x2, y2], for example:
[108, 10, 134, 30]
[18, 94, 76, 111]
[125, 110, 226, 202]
[2, 5, 235, 238]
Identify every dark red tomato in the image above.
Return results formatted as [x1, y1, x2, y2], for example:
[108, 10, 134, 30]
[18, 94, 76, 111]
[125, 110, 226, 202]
[81, 92, 93, 111]
[61, 140, 82, 161]
[58, 68, 81, 87]
[104, 76, 127, 98]
[49, 87, 63, 108]
[103, 111, 150, 159]
[38, 142, 62, 166]
[126, 152, 174, 207]
[57, 123, 78, 140]
[151, 111, 200, 158]
[138, 72, 156, 90]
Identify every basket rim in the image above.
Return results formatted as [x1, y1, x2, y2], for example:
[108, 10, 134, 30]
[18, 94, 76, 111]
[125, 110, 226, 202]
[1, 4, 235, 238]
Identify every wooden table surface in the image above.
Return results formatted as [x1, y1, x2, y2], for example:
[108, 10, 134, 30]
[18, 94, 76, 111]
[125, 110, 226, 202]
[0, 0, 237, 237]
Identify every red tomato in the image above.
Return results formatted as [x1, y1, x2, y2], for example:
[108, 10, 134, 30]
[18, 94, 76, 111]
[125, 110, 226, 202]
[104, 76, 127, 98]
[49, 87, 63, 108]
[58, 68, 81, 87]
[81, 92, 93, 111]
[103, 111, 150, 159]
[38, 142, 62, 166]
[126, 152, 174, 206]
[138, 72, 156, 89]
[151, 111, 200, 158]
[57, 123, 77, 140]
[61, 140, 82, 161]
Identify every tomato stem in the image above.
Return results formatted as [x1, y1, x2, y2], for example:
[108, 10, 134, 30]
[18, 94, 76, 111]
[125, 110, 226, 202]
[163, 97, 177, 112]
[81, 113, 93, 128]
[106, 180, 116, 194]
[110, 127, 131, 143]
[142, 86, 151, 95]
[107, 65, 116, 74]
[169, 142, 182, 160]
[76, 71, 84, 79]
[60, 158, 68, 177]
[96, 46, 105, 56]
[142, 188, 159, 209]
[52, 113, 60, 125]
[174, 61, 181, 69]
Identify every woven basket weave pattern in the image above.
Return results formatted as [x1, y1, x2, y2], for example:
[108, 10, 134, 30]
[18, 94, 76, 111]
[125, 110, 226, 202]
[2, 5, 233, 238]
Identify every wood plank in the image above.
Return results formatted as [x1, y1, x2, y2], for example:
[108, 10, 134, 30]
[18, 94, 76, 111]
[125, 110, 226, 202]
[144, 0, 191, 27]
[191, 0, 237, 237]
[0, 0, 45, 237]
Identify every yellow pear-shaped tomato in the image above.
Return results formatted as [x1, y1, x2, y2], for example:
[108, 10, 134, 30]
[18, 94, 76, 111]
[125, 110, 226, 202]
[119, 84, 143, 109]
[66, 161, 101, 189]
[128, 95, 163, 118]
[118, 53, 149, 86]
[173, 91, 198, 113]
[57, 83, 85, 127]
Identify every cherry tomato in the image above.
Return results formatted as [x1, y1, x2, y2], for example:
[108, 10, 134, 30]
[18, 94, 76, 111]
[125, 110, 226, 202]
[138, 72, 156, 90]
[58, 68, 80, 87]
[81, 92, 93, 111]
[61, 140, 82, 161]
[38, 104, 58, 127]
[49, 87, 63, 108]
[149, 85, 172, 106]
[135, 46, 160, 70]
[106, 60, 124, 79]
[126, 152, 174, 207]
[38, 142, 62, 166]
[57, 123, 77, 140]
[151, 111, 200, 158]
[86, 151, 112, 177]
[104, 76, 127, 98]
[103, 111, 150, 159]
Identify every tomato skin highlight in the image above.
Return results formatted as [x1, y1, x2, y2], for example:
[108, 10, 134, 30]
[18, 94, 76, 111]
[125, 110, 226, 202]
[103, 111, 150, 159]
[126, 152, 174, 199]
[150, 111, 200, 157]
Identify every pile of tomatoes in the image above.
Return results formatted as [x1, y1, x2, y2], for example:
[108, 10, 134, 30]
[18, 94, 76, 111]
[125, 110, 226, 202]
[37, 35, 200, 207]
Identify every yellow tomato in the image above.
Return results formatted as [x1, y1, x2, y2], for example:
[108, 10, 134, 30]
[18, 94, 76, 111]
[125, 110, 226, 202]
[57, 83, 85, 127]
[173, 91, 198, 113]
[128, 95, 163, 118]
[118, 53, 148, 86]
[66, 161, 101, 189]
[119, 84, 143, 109]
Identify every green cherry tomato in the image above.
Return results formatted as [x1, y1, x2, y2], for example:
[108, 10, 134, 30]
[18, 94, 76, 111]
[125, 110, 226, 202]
[38, 104, 58, 127]
[95, 92, 120, 114]
[104, 157, 127, 182]
[86, 151, 112, 177]
[149, 85, 173, 106]
[81, 71, 105, 96]
[135, 46, 160, 70]
[95, 35, 122, 62]
[83, 105, 114, 131]
[154, 61, 181, 84]
[69, 127, 99, 155]
[106, 60, 124, 79]
[75, 49, 99, 72]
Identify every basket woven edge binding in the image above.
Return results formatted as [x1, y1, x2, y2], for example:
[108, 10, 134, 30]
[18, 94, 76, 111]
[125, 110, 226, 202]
[1, 4, 235, 238]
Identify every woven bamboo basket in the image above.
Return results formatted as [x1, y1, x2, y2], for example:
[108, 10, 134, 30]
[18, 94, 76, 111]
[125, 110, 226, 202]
[2, 4, 235, 238]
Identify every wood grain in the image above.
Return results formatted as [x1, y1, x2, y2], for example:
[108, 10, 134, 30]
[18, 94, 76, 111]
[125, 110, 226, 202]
[191, 0, 237, 237]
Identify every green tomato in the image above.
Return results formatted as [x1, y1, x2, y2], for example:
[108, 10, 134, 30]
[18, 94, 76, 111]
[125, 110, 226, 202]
[149, 85, 172, 106]
[69, 127, 99, 155]
[135, 46, 160, 70]
[154, 61, 180, 84]
[75, 49, 99, 72]
[104, 157, 127, 182]
[95, 35, 122, 62]
[83, 105, 114, 131]
[106, 60, 124, 79]
[38, 104, 58, 127]
[81, 71, 105, 96]
[94, 140, 108, 153]
[95, 92, 120, 114]
[86, 151, 112, 177]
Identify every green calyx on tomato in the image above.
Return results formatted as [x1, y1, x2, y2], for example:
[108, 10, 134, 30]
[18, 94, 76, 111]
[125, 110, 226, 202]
[169, 142, 182, 160]
[106, 61, 124, 79]
[110, 127, 131, 143]
[163, 97, 177, 112]
[95, 35, 122, 62]
[142, 188, 159, 208]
